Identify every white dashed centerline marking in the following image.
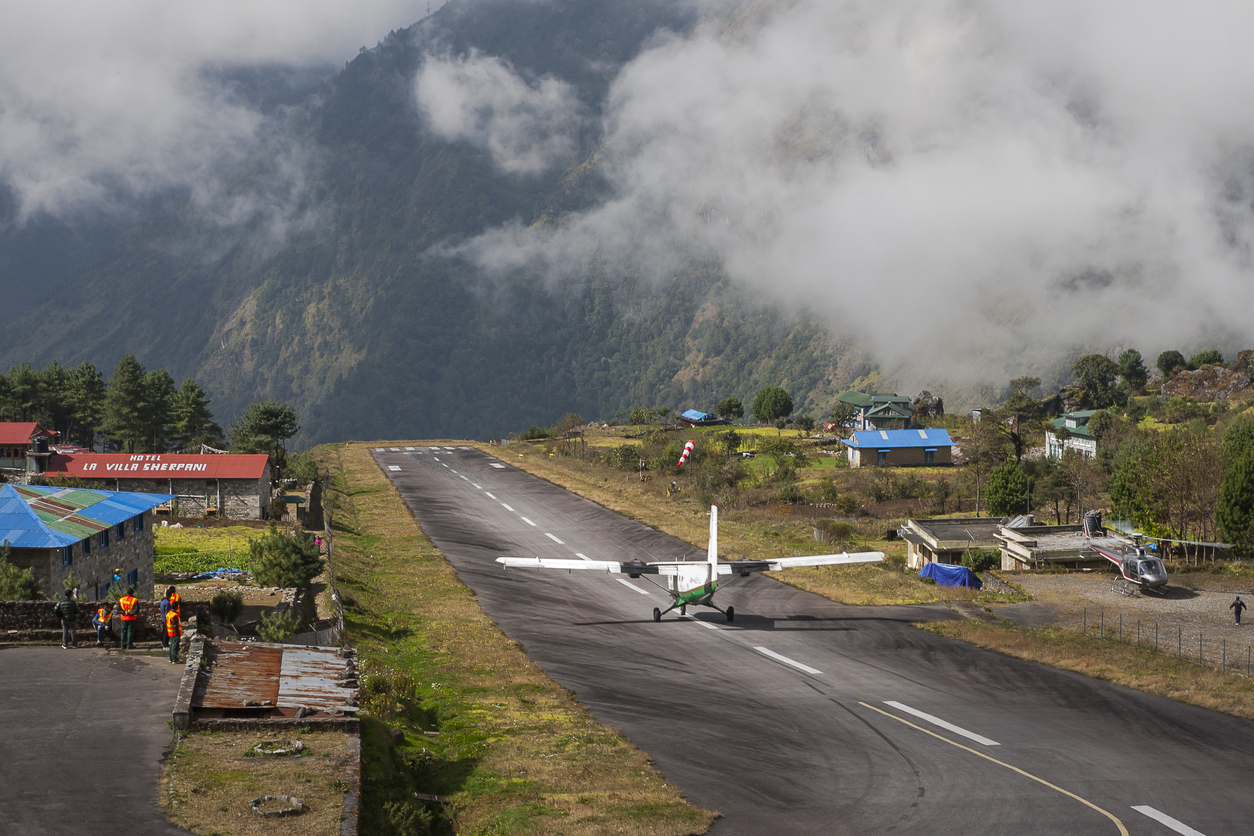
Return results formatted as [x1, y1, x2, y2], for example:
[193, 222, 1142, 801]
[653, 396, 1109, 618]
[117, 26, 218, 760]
[545, 533, 564, 544]
[441, 463, 449, 468]
[616, 578, 650, 595]
[682, 614, 719, 629]
[501, 503, 514, 512]
[521, 517, 536, 526]
[575, 553, 592, 561]
[387, 465, 401, 471]
[754, 647, 821, 674]
[1132, 806, 1206, 836]
[459, 475, 469, 481]
[882, 702, 999, 746]
[450, 469, 457, 473]
[485, 492, 496, 499]
[472, 483, 482, 489]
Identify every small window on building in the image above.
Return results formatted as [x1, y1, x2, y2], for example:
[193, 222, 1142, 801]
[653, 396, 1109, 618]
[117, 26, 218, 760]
[99, 529, 109, 549]
[98, 583, 110, 599]
[82, 537, 91, 555]
[127, 568, 139, 587]
[117, 522, 125, 539]
[133, 514, 143, 534]
[61, 546, 73, 567]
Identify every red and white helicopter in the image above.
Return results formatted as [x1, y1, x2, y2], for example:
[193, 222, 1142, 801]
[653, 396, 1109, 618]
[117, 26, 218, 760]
[1084, 512, 1169, 595]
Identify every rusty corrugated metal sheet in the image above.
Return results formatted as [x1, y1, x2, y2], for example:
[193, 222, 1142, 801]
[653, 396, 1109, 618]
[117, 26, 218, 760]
[192, 640, 356, 713]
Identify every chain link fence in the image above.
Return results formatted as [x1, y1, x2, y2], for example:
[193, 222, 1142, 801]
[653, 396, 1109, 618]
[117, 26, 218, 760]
[1079, 606, 1254, 678]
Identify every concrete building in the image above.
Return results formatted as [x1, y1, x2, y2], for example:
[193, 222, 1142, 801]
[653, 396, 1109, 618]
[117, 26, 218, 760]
[45, 453, 272, 519]
[842, 428, 955, 468]
[0, 484, 171, 600]
[997, 522, 1117, 571]
[900, 517, 1006, 570]
[1045, 410, 1099, 459]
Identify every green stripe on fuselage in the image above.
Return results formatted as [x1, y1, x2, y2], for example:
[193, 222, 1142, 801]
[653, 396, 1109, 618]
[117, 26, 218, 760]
[677, 582, 717, 606]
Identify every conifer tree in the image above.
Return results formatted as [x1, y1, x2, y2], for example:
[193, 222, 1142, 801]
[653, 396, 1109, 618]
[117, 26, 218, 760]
[66, 362, 106, 450]
[249, 524, 321, 589]
[141, 368, 176, 452]
[1217, 447, 1254, 547]
[101, 355, 147, 453]
[985, 460, 1030, 517]
[170, 378, 223, 451]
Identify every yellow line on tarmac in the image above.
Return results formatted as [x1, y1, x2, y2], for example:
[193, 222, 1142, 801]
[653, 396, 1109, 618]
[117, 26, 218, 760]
[859, 702, 1128, 836]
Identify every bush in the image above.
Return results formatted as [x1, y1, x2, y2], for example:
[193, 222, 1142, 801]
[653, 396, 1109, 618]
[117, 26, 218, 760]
[256, 610, 299, 643]
[209, 590, 244, 623]
[288, 453, 319, 485]
[603, 444, 639, 470]
[0, 543, 39, 599]
[520, 424, 551, 440]
[250, 524, 322, 588]
[962, 549, 1000, 572]
[816, 519, 856, 541]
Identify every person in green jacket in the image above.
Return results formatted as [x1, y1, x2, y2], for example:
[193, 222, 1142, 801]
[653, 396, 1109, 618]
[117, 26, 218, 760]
[53, 590, 78, 649]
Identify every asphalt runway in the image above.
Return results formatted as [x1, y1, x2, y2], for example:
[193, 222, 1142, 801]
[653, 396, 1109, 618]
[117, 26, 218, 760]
[373, 445, 1254, 835]
[0, 647, 189, 835]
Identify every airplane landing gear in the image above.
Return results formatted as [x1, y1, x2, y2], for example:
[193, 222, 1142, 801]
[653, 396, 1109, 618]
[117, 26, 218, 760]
[726, 606, 734, 622]
[680, 605, 686, 616]
[653, 607, 661, 622]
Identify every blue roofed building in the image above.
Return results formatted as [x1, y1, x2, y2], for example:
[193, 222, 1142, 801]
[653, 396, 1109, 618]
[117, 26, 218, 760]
[0, 484, 172, 601]
[841, 429, 956, 468]
[678, 409, 728, 427]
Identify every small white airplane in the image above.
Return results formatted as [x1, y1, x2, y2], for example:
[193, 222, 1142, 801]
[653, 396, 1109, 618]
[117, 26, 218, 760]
[497, 505, 885, 621]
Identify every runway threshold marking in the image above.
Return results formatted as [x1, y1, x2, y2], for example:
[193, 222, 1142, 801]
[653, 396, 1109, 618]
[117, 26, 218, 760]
[754, 647, 821, 674]
[387, 465, 401, 471]
[882, 701, 999, 746]
[1131, 806, 1205, 835]
[546, 533, 564, 544]
[616, 578, 650, 595]
[521, 517, 537, 527]
[861, 702, 1128, 835]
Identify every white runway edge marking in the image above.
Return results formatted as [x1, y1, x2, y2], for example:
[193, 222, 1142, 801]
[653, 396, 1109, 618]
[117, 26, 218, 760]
[882, 702, 999, 746]
[387, 465, 401, 471]
[545, 533, 564, 544]
[485, 492, 496, 499]
[616, 578, 651, 595]
[390, 447, 400, 451]
[575, 552, 592, 561]
[1132, 806, 1206, 836]
[490, 463, 506, 469]
[754, 647, 821, 674]
[501, 503, 514, 512]
[521, 517, 537, 527]
[374, 448, 384, 452]
[404, 446, 415, 450]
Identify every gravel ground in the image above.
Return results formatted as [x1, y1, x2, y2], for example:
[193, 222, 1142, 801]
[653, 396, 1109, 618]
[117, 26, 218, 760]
[996, 570, 1254, 672]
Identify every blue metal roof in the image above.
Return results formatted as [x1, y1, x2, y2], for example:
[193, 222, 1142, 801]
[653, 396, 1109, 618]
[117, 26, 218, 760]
[841, 429, 955, 449]
[0, 484, 172, 549]
[681, 409, 714, 421]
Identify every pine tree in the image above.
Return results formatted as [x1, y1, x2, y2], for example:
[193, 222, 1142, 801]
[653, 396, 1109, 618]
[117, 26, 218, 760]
[101, 355, 147, 453]
[984, 460, 1030, 517]
[66, 362, 106, 450]
[250, 524, 321, 588]
[141, 369, 176, 452]
[170, 378, 223, 451]
[1217, 447, 1254, 547]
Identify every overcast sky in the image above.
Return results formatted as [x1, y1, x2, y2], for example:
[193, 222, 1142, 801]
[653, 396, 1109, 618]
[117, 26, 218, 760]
[6, 0, 1254, 386]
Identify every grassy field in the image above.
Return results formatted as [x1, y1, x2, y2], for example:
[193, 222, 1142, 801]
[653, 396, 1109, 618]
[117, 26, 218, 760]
[311, 442, 716, 836]
[923, 621, 1254, 721]
[153, 525, 266, 574]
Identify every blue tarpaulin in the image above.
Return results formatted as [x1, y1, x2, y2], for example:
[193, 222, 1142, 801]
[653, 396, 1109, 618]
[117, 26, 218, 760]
[919, 562, 983, 589]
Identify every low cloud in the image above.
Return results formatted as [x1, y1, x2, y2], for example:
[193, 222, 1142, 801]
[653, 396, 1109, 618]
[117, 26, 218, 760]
[460, 0, 1254, 385]
[415, 50, 584, 174]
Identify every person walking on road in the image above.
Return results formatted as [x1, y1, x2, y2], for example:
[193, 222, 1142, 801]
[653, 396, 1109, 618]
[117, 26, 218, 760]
[159, 587, 180, 649]
[165, 605, 182, 664]
[54, 590, 78, 648]
[92, 602, 112, 647]
[117, 588, 139, 649]
[1231, 595, 1247, 626]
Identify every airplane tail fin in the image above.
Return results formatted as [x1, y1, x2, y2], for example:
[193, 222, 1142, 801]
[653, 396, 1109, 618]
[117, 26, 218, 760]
[708, 505, 718, 579]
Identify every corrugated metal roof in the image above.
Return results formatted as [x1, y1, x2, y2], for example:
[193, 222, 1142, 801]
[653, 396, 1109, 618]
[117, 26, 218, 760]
[0, 422, 51, 445]
[192, 640, 357, 715]
[0, 484, 172, 549]
[46, 453, 270, 480]
[842, 429, 956, 449]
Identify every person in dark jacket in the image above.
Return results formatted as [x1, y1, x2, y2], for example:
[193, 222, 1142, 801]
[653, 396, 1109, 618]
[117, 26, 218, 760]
[53, 590, 78, 648]
[1231, 596, 1247, 626]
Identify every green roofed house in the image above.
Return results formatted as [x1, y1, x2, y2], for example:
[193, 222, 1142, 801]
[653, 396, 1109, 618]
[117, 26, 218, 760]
[835, 392, 917, 431]
[0, 484, 172, 601]
[1045, 410, 1099, 459]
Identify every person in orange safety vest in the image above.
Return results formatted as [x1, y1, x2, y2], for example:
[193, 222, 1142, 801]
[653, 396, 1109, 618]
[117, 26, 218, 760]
[117, 588, 139, 649]
[92, 603, 112, 647]
[165, 607, 182, 664]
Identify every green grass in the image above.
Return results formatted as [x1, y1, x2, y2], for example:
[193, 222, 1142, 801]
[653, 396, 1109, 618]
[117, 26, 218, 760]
[153, 552, 253, 574]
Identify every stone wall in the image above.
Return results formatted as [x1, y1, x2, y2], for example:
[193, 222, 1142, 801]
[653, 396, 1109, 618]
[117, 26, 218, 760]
[78, 475, 269, 520]
[0, 597, 207, 642]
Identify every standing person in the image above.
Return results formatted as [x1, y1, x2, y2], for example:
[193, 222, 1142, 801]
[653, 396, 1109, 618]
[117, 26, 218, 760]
[117, 588, 139, 649]
[53, 590, 78, 649]
[159, 587, 180, 649]
[165, 605, 182, 664]
[1231, 595, 1247, 626]
[92, 602, 112, 647]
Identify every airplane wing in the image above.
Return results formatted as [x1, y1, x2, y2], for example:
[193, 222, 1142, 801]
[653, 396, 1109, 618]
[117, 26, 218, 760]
[715, 552, 885, 574]
[498, 552, 884, 576]
[496, 557, 661, 575]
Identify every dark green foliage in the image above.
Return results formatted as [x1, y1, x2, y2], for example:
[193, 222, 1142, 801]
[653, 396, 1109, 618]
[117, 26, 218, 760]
[1188, 348, 1224, 369]
[628, 406, 652, 425]
[0, 542, 39, 600]
[752, 387, 794, 422]
[962, 549, 1000, 572]
[288, 452, 320, 484]
[1117, 349, 1148, 391]
[828, 401, 856, 430]
[101, 355, 147, 453]
[603, 444, 638, 470]
[1217, 447, 1254, 547]
[170, 378, 223, 450]
[249, 524, 321, 589]
[984, 460, 1030, 517]
[1157, 350, 1186, 379]
[1071, 354, 1123, 409]
[142, 368, 176, 453]
[256, 610, 299, 643]
[815, 519, 856, 541]
[519, 425, 551, 440]
[796, 415, 816, 432]
[716, 397, 744, 420]
[209, 590, 244, 623]
[758, 436, 806, 480]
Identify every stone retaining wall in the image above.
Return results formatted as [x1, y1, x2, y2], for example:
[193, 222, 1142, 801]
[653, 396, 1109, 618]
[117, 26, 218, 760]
[0, 598, 207, 642]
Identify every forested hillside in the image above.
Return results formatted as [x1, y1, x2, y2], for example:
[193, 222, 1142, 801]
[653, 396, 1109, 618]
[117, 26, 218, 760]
[0, 0, 863, 443]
